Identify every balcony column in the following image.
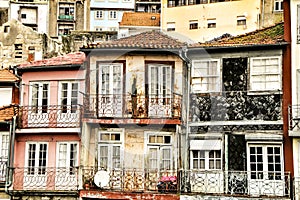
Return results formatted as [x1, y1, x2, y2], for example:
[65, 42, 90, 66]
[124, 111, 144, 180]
[79, 122, 91, 189]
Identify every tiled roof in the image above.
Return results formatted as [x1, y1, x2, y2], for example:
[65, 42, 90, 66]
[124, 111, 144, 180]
[0, 69, 19, 82]
[18, 52, 85, 68]
[119, 12, 160, 27]
[82, 30, 186, 49]
[190, 23, 285, 48]
[0, 105, 17, 121]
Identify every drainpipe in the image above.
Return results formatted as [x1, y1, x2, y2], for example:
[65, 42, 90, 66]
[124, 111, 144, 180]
[5, 115, 16, 196]
[179, 46, 191, 192]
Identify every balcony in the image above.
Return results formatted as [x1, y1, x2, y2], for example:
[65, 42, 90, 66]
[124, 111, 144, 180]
[18, 105, 82, 128]
[58, 15, 74, 21]
[289, 105, 300, 132]
[81, 167, 178, 193]
[12, 167, 78, 191]
[84, 94, 181, 120]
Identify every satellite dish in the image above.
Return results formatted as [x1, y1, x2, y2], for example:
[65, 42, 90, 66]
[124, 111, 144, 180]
[94, 170, 110, 188]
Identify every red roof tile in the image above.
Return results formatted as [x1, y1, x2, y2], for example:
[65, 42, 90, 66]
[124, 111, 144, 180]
[190, 23, 285, 48]
[119, 12, 160, 27]
[0, 69, 19, 82]
[82, 30, 186, 49]
[18, 52, 85, 68]
[0, 105, 17, 121]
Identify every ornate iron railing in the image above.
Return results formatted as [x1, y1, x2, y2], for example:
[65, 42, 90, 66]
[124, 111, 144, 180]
[84, 94, 182, 119]
[81, 167, 178, 193]
[12, 167, 78, 191]
[288, 105, 300, 131]
[180, 170, 291, 198]
[0, 157, 7, 182]
[18, 105, 82, 128]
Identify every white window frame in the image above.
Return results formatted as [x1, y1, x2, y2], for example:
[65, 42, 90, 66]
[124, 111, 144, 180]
[0, 132, 9, 159]
[191, 59, 221, 93]
[247, 143, 284, 180]
[189, 20, 198, 30]
[237, 15, 246, 26]
[95, 10, 103, 19]
[145, 132, 173, 170]
[207, 19, 216, 28]
[58, 3, 75, 19]
[58, 81, 79, 113]
[108, 11, 117, 20]
[274, 0, 283, 12]
[0, 87, 12, 106]
[56, 142, 79, 169]
[29, 82, 49, 112]
[249, 56, 282, 92]
[25, 142, 48, 175]
[167, 22, 175, 32]
[98, 129, 124, 169]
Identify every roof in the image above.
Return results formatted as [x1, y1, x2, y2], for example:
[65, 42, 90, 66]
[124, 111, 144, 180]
[0, 105, 17, 121]
[0, 69, 19, 82]
[190, 23, 285, 48]
[82, 30, 186, 49]
[119, 12, 160, 27]
[18, 52, 85, 69]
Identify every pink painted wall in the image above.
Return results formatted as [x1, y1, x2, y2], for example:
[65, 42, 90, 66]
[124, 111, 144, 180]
[14, 134, 81, 168]
[21, 70, 85, 106]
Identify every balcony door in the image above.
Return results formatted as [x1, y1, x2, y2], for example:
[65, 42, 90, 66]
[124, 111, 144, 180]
[98, 63, 123, 117]
[28, 82, 49, 127]
[55, 142, 78, 190]
[57, 82, 79, 127]
[148, 64, 172, 118]
[24, 142, 48, 190]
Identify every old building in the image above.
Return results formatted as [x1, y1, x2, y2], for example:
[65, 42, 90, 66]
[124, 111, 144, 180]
[118, 12, 160, 38]
[79, 31, 185, 199]
[8, 52, 85, 200]
[0, 20, 63, 69]
[0, 69, 19, 200]
[161, 0, 284, 42]
[181, 22, 291, 199]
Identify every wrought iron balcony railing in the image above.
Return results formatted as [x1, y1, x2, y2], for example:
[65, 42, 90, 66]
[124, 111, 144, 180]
[12, 167, 78, 191]
[18, 105, 82, 128]
[288, 105, 300, 131]
[82, 167, 178, 193]
[181, 170, 291, 198]
[84, 94, 182, 119]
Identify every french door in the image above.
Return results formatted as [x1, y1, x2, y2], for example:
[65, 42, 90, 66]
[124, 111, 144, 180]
[98, 64, 123, 117]
[148, 64, 172, 118]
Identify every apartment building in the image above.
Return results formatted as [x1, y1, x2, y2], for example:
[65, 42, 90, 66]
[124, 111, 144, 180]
[161, 0, 284, 42]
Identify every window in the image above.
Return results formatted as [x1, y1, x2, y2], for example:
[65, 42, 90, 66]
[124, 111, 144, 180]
[26, 142, 48, 175]
[167, 22, 175, 31]
[58, 3, 75, 20]
[250, 57, 281, 91]
[14, 44, 22, 58]
[0, 132, 9, 181]
[189, 20, 198, 30]
[95, 10, 103, 19]
[191, 60, 220, 93]
[190, 140, 222, 170]
[95, 27, 103, 31]
[21, 13, 26, 19]
[59, 82, 78, 113]
[146, 133, 173, 170]
[4, 25, 9, 33]
[237, 15, 246, 26]
[274, 0, 283, 11]
[58, 24, 74, 36]
[57, 142, 78, 174]
[30, 82, 49, 113]
[0, 88, 12, 106]
[207, 19, 216, 28]
[98, 131, 124, 169]
[109, 11, 117, 19]
[248, 144, 283, 180]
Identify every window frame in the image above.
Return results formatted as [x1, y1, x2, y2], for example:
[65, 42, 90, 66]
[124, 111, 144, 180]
[247, 143, 284, 180]
[29, 82, 49, 113]
[191, 59, 221, 93]
[189, 20, 198, 30]
[25, 142, 48, 175]
[207, 18, 216, 28]
[108, 10, 118, 20]
[167, 22, 175, 32]
[98, 130, 124, 169]
[274, 0, 283, 12]
[0, 87, 12, 106]
[95, 10, 104, 19]
[58, 81, 79, 113]
[191, 150, 222, 170]
[237, 15, 246, 26]
[56, 141, 79, 174]
[249, 56, 282, 92]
